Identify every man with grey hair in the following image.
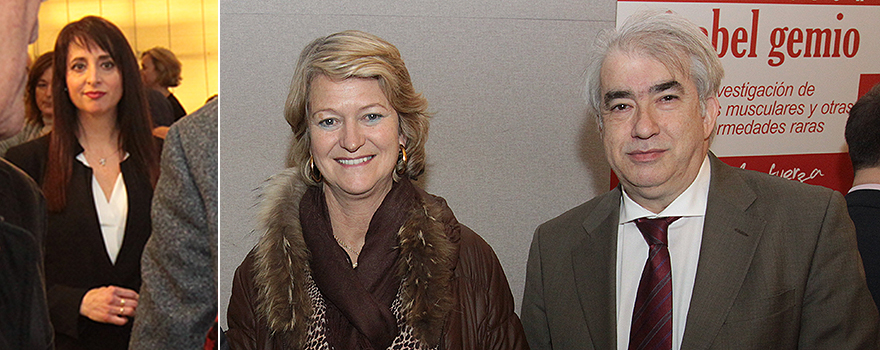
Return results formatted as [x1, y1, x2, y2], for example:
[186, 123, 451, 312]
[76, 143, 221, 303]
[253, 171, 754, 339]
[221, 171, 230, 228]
[522, 10, 878, 350]
[0, 0, 52, 348]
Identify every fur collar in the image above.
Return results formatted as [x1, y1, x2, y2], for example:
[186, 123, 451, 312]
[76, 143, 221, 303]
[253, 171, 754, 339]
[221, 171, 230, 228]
[251, 168, 458, 348]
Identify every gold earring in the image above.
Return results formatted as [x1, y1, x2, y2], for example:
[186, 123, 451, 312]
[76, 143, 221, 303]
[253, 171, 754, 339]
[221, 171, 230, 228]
[396, 145, 408, 176]
[308, 156, 322, 182]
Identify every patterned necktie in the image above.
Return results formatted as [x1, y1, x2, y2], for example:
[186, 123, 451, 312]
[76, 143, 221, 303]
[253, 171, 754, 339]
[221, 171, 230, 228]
[629, 216, 681, 350]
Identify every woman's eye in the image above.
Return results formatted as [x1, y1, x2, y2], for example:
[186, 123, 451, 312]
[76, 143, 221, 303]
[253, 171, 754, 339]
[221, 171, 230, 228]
[70, 62, 86, 71]
[364, 113, 384, 123]
[317, 118, 337, 128]
[101, 61, 116, 69]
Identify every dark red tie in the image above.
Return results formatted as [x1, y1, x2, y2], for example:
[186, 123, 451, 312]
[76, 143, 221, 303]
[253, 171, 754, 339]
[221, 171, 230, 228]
[629, 216, 680, 350]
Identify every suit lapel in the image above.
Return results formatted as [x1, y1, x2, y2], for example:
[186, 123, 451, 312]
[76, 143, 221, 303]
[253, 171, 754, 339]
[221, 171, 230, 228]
[114, 160, 152, 279]
[75, 163, 118, 271]
[681, 156, 767, 349]
[572, 189, 621, 350]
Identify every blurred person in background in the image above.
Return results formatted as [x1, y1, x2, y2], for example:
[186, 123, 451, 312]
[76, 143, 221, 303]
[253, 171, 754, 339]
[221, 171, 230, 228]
[141, 47, 186, 121]
[7, 15, 161, 350]
[845, 83, 880, 309]
[1, 51, 56, 156]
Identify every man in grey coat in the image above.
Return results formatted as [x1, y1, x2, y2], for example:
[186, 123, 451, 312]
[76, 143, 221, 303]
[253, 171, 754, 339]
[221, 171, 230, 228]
[521, 10, 879, 350]
[0, 0, 53, 348]
[130, 97, 218, 349]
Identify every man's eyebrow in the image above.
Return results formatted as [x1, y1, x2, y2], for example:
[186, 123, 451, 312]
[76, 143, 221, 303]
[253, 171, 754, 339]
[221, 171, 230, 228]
[603, 80, 683, 105]
[650, 80, 682, 94]
[604, 90, 633, 105]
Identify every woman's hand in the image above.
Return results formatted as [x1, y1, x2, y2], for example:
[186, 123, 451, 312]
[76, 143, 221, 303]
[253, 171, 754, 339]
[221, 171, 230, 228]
[80, 286, 139, 325]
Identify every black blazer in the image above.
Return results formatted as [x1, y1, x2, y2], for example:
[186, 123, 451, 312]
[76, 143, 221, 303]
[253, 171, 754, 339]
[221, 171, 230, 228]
[847, 189, 880, 309]
[7, 135, 158, 350]
[0, 158, 53, 349]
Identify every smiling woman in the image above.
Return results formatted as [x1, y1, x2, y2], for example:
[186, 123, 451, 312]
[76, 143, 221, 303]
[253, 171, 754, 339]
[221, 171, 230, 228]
[308, 75, 406, 202]
[6, 15, 160, 350]
[226, 30, 528, 350]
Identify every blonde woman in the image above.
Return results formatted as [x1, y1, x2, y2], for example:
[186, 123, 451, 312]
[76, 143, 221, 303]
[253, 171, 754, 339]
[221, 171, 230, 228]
[226, 30, 528, 350]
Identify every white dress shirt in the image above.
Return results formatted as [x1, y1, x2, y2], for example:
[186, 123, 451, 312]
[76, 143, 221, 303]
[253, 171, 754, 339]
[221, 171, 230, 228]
[616, 156, 711, 350]
[76, 153, 129, 264]
[849, 183, 880, 193]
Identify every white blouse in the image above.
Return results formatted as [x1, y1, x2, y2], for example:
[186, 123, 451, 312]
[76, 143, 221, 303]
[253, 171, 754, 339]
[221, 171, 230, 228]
[76, 153, 129, 264]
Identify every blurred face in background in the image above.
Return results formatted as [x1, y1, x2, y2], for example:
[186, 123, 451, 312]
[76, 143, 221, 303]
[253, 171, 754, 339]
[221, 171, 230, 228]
[0, 0, 42, 138]
[36, 66, 54, 118]
[140, 53, 158, 89]
[66, 41, 123, 118]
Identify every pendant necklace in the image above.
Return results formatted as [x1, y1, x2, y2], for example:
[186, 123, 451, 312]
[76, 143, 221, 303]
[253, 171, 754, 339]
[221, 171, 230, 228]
[81, 137, 117, 167]
[333, 235, 361, 268]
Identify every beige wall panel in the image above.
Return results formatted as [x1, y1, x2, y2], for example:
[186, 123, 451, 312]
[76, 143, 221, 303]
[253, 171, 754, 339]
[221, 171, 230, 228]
[100, 0, 135, 30]
[32, 1, 67, 54]
[204, 0, 219, 96]
[175, 57, 208, 112]
[133, 0, 170, 49]
[66, 3, 103, 23]
[168, 0, 216, 112]
[220, 0, 614, 21]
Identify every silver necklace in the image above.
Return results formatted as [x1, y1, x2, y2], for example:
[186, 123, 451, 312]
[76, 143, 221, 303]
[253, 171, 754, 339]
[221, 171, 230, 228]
[87, 151, 115, 166]
[81, 138, 118, 167]
[333, 235, 361, 268]
[93, 152, 117, 166]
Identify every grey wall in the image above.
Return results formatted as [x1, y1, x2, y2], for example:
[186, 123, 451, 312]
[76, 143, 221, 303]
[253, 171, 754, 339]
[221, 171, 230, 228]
[219, 0, 616, 328]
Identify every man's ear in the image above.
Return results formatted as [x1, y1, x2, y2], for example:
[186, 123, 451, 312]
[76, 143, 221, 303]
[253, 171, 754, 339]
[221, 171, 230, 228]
[703, 97, 720, 139]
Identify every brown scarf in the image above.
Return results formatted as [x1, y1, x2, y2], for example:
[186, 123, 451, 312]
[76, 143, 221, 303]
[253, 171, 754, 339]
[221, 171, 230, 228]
[301, 179, 419, 350]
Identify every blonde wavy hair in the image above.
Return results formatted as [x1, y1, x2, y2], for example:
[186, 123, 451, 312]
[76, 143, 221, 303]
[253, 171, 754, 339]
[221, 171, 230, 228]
[284, 30, 430, 185]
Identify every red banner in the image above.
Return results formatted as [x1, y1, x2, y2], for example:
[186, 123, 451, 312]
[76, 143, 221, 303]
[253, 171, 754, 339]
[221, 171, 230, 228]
[620, 0, 878, 5]
[610, 152, 853, 193]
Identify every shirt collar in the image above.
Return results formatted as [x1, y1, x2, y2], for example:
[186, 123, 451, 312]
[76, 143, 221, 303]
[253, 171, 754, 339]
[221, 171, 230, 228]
[619, 155, 711, 224]
[849, 183, 880, 193]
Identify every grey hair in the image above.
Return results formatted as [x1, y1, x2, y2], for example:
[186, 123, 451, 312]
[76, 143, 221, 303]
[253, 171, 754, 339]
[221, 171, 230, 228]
[585, 9, 724, 125]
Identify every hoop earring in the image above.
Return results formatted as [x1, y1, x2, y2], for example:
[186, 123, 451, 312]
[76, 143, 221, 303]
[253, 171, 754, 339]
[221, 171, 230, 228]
[308, 156, 322, 183]
[396, 145, 408, 176]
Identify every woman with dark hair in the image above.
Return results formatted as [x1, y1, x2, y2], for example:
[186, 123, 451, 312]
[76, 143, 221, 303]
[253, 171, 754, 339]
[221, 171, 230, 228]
[0, 51, 55, 156]
[7, 16, 160, 350]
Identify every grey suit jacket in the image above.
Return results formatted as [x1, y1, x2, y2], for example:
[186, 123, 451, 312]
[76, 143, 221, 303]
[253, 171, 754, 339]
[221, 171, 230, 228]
[522, 155, 879, 349]
[129, 97, 218, 349]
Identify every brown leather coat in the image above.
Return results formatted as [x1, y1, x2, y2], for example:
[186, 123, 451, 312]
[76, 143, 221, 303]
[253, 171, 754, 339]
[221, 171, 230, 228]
[226, 168, 528, 350]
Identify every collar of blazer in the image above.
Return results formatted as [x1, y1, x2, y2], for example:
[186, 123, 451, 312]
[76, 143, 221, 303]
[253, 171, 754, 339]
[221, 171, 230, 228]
[570, 153, 768, 349]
